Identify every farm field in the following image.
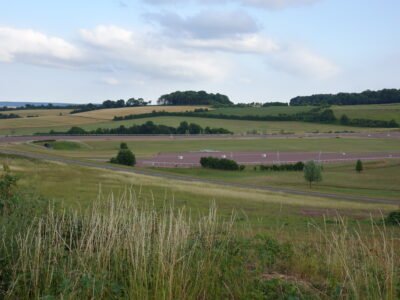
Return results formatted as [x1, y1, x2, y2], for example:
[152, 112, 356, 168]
[331, 103, 400, 122]
[74, 105, 208, 120]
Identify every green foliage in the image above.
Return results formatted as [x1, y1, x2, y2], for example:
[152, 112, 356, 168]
[67, 126, 87, 134]
[385, 211, 400, 226]
[200, 156, 240, 170]
[290, 88, 400, 106]
[158, 90, 232, 106]
[259, 162, 305, 172]
[110, 143, 136, 166]
[356, 159, 363, 173]
[49, 121, 232, 135]
[0, 163, 19, 215]
[304, 160, 322, 188]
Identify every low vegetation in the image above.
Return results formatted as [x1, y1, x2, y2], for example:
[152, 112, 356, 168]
[44, 121, 232, 135]
[0, 113, 21, 119]
[110, 142, 136, 166]
[200, 156, 244, 171]
[258, 162, 305, 172]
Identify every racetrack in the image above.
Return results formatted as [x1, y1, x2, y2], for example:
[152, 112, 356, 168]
[139, 151, 400, 167]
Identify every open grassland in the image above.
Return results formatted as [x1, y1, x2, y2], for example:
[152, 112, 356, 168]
[331, 103, 400, 122]
[153, 160, 400, 201]
[75, 105, 209, 120]
[1, 155, 399, 299]
[1, 155, 397, 224]
[7, 137, 400, 160]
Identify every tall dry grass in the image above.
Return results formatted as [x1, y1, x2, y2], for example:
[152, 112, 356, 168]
[0, 192, 245, 299]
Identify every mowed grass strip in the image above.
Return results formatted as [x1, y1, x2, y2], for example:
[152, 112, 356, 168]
[74, 105, 210, 120]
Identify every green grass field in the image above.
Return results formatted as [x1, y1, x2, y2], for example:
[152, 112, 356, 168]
[2, 154, 396, 223]
[7, 137, 400, 160]
[331, 103, 400, 122]
[206, 106, 310, 116]
[152, 160, 400, 201]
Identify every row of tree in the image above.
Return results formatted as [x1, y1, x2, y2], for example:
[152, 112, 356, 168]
[71, 98, 150, 114]
[290, 89, 400, 106]
[339, 115, 398, 127]
[45, 121, 232, 135]
[200, 157, 245, 171]
[157, 91, 232, 106]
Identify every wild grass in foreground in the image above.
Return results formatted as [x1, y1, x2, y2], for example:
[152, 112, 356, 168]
[0, 191, 399, 299]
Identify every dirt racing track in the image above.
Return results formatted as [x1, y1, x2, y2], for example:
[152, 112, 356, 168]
[138, 151, 400, 167]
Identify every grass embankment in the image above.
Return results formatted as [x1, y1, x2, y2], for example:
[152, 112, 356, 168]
[1, 176, 399, 298]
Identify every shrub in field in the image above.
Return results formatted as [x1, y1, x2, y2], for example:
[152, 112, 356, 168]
[110, 143, 136, 166]
[200, 156, 240, 170]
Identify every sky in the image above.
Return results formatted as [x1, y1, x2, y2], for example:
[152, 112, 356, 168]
[0, 0, 399, 104]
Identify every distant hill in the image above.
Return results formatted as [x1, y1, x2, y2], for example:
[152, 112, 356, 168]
[0, 101, 75, 108]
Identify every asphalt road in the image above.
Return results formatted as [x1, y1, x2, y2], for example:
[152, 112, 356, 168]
[0, 149, 399, 205]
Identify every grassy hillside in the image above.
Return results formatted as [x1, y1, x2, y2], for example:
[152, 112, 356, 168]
[206, 106, 309, 116]
[331, 103, 400, 122]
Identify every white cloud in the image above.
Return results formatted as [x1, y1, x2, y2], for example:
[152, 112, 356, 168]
[269, 46, 339, 78]
[101, 77, 120, 85]
[80, 25, 229, 80]
[0, 27, 82, 67]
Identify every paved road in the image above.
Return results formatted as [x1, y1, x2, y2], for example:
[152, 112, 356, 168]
[0, 149, 398, 205]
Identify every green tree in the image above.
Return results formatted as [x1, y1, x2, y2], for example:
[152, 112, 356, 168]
[355, 159, 363, 173]
[110, 143, 136, 166]
[304, 160, 322, 188]
[340, 114, 350, 125]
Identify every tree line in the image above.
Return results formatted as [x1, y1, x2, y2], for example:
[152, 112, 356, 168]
[70, 98, 150, 114]
[43, 121, 232, 135]
[290, 89, 400, 106]
[158, 91, 232, 106]
[200, 157, 245, 171]
[0, 113, 21, 119]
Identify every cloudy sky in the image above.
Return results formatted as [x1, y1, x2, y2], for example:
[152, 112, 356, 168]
[0, 0, 399, 103]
